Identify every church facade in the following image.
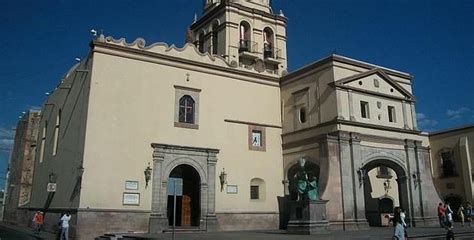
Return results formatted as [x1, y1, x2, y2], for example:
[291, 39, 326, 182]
[23, 1, 442, 239]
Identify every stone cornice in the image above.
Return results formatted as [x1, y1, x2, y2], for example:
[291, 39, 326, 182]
[224, 119, 282, 129]
[281, 54, 413, 85]
[331, 68, 415, 101]
[91, 39, 280, 86]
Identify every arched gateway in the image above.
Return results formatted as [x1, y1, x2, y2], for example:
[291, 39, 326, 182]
[149, 144, 219, 233]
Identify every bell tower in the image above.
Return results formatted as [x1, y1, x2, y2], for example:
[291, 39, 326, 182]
[190, 0, 288, 75]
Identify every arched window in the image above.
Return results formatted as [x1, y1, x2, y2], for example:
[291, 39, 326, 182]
[263, 27, 274, 58]
[198, 32, 205, 53]
[53, 110, 61, 156]
[179, 95, 195, 124]
[250, 178, 265, 200]
[239, 21, 251, 52]
[211, 22, 219, 55]
[39, 121, 47, 163]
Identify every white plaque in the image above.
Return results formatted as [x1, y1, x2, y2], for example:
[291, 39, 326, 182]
[123, 193, 140, 205]
[47, 183, 57, 192]
[226, 185, 238, 194]
[125, 181, 139, 190]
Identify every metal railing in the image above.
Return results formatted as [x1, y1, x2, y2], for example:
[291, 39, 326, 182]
[239, 39, 258, 53]
[263, 44, 282, 59]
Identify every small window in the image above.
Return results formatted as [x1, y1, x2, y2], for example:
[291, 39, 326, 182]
[39, 121, 47, 163]
[377, 166, 392, 178]
[441, 151, 456, 177]
[248, 126, 266, 151]
[360, 101, 369, 119]
[198, 32, 205, 53]
[250, 186, 259, 200]
[178, 95, 195, 124]
[299, 107, 307, 123]
[53, 110, 61, 156]
[388, 106, 396, 123]
[211, 22, 219, 54]
[250, 178, 265, 200]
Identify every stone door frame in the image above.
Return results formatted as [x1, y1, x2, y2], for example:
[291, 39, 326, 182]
[149, 143, 219, 233]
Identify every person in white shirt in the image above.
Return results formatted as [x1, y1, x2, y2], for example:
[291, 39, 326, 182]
[60, 212, 71, 240]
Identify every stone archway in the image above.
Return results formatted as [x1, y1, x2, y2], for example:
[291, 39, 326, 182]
[361, 159, 409, 227]
[149, 144, 219, 233]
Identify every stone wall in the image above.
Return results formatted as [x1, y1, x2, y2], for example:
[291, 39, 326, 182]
[76, 210, 150, 240]
[216, 212, 279, 231]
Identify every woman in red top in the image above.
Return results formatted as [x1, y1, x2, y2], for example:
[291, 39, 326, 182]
[438, 202, 446, 228]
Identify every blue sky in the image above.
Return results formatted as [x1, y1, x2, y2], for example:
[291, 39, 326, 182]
[0, 0, 473, 187]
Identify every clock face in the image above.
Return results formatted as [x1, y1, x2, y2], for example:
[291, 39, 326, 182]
[252, 131, 262, 147]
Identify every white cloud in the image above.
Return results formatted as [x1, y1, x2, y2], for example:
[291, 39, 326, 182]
[446, 107, 471, 120]
[0, 127, 15, 153]
[416, 112, 438, 130]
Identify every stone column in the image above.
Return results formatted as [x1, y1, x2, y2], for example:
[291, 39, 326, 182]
[350, 133, 369, 229]
[410, 103, 418, 130]
[149, 148, 168, 233]
[404, 139, 420, 226]
[337, 131, 357, 228]
[205, 150, 218, 231]
[348, 90, 355, 121]
[402, 101, 409, 129]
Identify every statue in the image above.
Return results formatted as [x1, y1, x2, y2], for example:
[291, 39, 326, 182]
[295, 158, 319, 201]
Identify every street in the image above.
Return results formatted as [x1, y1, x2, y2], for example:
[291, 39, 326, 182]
[0, 225, 38, 240]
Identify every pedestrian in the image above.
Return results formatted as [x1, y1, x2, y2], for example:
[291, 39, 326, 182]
[392, 215, 405, 240]
[438, 202, 446, 228]
[466, 202, 473, 227]
[60, 212, 71, 240]
[458, 204, 465, 226]
[446, 222, 455, 240]
[32, 211, 44, 233]
[446, 203, 454, 225]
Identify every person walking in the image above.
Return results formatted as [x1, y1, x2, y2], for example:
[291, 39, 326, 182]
[446, 203, 454, 225]
[438, 202, 446, 228]
[446, 222, 455, 240]
[60, 212, 71, 240]
[458, 204, 465, 226]
[466, 202, 473, 227]
[32, 211, 44, 233]
[392, 215, 405, 240]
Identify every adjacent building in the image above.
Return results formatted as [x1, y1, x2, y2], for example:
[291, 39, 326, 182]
[429, 125, 474, 211]
[2, 110, 41, 224]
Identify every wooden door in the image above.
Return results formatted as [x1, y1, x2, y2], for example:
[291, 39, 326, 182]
[181, 195, 191, 226]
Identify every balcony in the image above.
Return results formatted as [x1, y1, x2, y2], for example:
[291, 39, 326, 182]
[239, 40, 259, 59]
[263, 44, 282, 65]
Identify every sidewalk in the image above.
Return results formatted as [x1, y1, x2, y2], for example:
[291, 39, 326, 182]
[0, 221, 56, 240]
[122, 224, 474, 240]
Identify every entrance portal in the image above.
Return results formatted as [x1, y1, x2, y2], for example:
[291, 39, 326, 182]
[362, 160, 409, 227]
[167, 164, 201, 227]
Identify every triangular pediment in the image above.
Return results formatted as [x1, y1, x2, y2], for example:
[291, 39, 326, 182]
[333, 68, 415, 100]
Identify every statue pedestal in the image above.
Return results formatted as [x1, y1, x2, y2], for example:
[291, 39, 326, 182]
[287, 200, 329, 235]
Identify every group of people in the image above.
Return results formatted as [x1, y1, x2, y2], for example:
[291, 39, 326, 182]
[32, 211, 72, 240]
[438, 202, 473, 228]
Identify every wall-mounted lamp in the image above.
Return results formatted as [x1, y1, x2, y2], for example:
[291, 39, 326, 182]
[383, 179, 391, 195]
[412, 171, 421, 187]
[219, 168, 227, 192]
[357, 168, 366, 187]
[144, 163, 152, 189]
[48, 172, 57, 183]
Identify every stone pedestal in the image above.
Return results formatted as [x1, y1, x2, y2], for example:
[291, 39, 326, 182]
[287, 200, 329, 234]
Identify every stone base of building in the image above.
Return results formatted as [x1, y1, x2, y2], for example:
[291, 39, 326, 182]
[287, 200, 329, 234]
[328, 219, 370, 230]
[216, 212, 279, 231]
[411, 216, 439, 227]
[76, 209, 150, 240]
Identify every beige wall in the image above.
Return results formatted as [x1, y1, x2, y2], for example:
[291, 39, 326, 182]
[429, 127, 474, 203]
[79, 44, 283, 213]
[367, 168, 400, 207]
